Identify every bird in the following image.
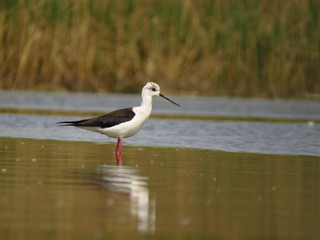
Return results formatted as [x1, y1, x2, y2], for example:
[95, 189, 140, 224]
[57, 82, 180, 162]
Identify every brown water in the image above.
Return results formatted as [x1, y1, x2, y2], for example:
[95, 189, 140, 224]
[1, 137, 319, 240]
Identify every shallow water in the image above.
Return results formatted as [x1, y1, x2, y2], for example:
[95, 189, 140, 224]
[1, 90, 320, 156]
[1, 138, 319, 240]
[1, 90, 320, 120]
[0, 91, 320, 239]
[0, 113, 319, 156]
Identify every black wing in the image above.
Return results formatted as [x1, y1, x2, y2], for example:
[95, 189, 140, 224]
[58, 108, 135, 128]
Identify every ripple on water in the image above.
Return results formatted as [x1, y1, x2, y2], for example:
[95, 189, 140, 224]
[0, 113, 319, 156]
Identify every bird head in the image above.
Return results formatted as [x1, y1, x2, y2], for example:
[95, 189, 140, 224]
[143, 82, 180, 107]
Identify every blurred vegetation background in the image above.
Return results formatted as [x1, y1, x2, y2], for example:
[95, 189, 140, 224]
[0, 0, 319, 98]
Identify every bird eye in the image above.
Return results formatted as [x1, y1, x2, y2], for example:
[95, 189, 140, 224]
[151, 87, 156, 91]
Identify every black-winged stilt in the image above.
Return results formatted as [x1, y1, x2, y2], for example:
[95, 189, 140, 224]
[57, 82, 180, 162]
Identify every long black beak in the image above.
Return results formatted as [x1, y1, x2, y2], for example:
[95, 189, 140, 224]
[159, 93, 181, 107]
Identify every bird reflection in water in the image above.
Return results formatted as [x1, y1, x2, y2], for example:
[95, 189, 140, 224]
[96, 164, 156, 233]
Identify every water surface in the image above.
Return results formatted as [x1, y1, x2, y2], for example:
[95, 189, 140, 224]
[0, 91, 319, 239]
[1, 90, 319, 120]
[0, 113, 319, 156]
[0, 138, 319, 240]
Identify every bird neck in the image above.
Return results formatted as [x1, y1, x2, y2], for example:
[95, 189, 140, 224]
[140, 94, 153, 113]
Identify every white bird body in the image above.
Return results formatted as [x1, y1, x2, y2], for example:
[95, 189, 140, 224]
[81, 105, 151, 138]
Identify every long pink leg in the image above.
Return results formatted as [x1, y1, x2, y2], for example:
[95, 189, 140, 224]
[115, 138, 120, 154]
[115, 138, 123, 165]
[118, 138, 123, 154]
[115, 138, 123, 154]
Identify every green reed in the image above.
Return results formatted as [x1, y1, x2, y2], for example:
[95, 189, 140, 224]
[0, 0, 319, 97]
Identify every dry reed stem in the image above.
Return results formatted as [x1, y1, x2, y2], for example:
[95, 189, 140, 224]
[0, 0, 319, 98]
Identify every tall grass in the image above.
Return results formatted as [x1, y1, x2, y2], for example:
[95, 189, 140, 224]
[0, 0, 319, 97]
